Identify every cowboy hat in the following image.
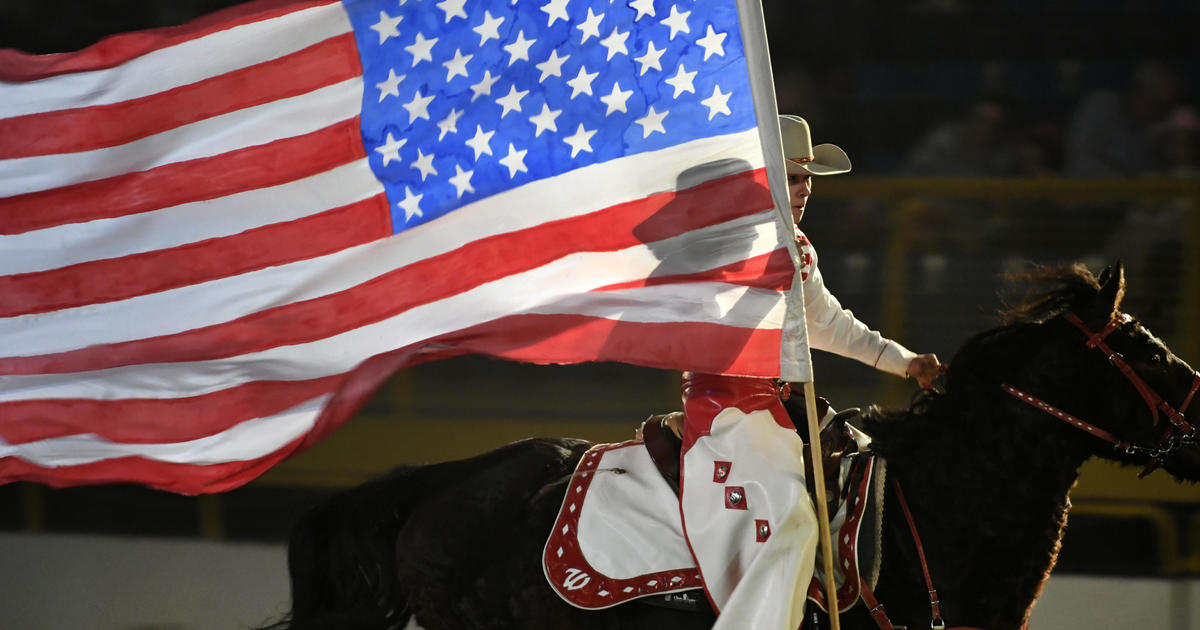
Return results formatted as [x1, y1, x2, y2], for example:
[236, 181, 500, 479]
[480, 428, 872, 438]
[779, 114, 852, 176]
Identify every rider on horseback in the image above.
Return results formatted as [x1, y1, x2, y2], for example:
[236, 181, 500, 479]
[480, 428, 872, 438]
[677, 115, 942, 630]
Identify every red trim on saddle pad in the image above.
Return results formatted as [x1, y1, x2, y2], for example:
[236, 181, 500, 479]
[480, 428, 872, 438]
[542, 442, 704, 610]
[805, 454, 879, 613]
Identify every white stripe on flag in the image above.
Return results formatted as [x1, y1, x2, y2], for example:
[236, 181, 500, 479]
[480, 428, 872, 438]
[0, 394, 328, 466]
[1, 160, 382, 275]
[0, 77, 363, 197]
[6, 130, 764, 356]
[525, 281, 788, 325]
[0, 214, 782, 401]
[0, 2, 351, 118]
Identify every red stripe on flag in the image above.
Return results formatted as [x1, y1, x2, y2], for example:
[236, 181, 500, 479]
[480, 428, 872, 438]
[0, 0, 342, 82]
[449, 313, 783, 378]
[0, 34, 361, 159]
[0, 376, 343, 445]
[0, 440, 306, 494]
[594, 248, 794, 292]
[0, 118, 367, 235]
[3, 169, 773, 374]
[0, 345, 439, 494]
[0, 194, 392, 317]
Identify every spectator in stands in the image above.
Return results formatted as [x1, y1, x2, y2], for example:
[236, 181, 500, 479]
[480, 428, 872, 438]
[1065, 61, 1181, 177]
[1155, 106, 1200, 177]
[900, 94, 1031, 177]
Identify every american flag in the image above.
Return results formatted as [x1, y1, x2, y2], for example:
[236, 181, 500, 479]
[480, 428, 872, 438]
[0, 0, 809, 493]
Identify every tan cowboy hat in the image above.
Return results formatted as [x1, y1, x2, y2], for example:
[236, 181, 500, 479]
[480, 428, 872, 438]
[779, 114, 852, 176]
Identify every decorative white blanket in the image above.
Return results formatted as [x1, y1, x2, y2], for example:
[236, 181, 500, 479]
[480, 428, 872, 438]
[542, 439, 884, 612]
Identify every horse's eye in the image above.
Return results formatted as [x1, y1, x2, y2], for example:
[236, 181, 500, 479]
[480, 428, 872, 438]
[1149, 353, 1163, 365]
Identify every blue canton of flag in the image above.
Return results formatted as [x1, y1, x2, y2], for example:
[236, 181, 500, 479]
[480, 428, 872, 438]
[343, 0, 755, 231]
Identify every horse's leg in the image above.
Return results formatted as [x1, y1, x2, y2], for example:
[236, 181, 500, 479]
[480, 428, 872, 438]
[278, 463, 426, 630]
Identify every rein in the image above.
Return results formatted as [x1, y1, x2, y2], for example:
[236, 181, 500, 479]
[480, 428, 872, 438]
[1003, 312, 1199, 473]
[857, 479, 989, 630]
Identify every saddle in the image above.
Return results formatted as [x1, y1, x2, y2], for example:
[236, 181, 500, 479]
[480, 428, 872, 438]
[640, 396, 860, 516]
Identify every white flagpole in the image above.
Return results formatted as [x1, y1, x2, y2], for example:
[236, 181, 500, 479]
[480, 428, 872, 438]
[735, 1, 841, 626]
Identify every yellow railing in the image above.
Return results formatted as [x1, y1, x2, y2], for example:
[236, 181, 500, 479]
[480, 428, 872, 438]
[818, 176, 1200, 398]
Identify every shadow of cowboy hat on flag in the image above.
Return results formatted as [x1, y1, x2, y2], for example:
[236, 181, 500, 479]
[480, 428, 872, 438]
[779, 115, 853, 176]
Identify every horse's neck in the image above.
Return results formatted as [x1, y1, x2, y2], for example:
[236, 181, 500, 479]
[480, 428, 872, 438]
[876, 407, 1089, 630]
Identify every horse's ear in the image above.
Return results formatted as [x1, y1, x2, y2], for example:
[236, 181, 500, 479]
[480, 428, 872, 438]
[1091, 260, 1126, 321]
[1096, 265, 1113, 287]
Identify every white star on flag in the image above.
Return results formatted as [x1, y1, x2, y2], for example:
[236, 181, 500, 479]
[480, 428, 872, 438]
[495, 85, 529, 117]
[634, 41, 665, 76]
[599, 27, 630, 60]
[528, 103, 562, 137]
[563, 123, 596, 158]
[403, 89, 435, 121]
[536, 49, 570, 82]
[498, 143, 529, 177]
[540, 0, 571, 27]
[442, 49, 473, 81]
[375, 68, 404, 101]
[404, 32, 437, 66]
[465, 125, 496, 160]
[448, 164, 475, 198]
[664, 64, 697, 98]
[504, 31, 536, 65]
[370, 11, 403, 44]
[397, 187, 423, 219]
[600, 82, 634, 115]
[661, 5, 691, 40]
[411, 149, 438, 180]
[635, 106, 668, 138]
[437, 0, 468, 23]
[700, 84, 732, 119]
[696, 25, 727, 61]
[629, 0, 656, 21]
[375, 132, 406, 166]
[470, 70, 500, 101]
[576, 9, 604, 43]
[437, 108, 463, 140]
[566, 65, 599, 99]
[473, 11, 505, 45]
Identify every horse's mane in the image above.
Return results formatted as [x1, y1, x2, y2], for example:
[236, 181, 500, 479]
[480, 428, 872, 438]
[860, 263, 1109, 459]
[996, 262, 1109, 325]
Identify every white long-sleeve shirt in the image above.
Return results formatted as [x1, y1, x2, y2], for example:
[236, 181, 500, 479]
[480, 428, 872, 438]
[796, 231, 916, 378]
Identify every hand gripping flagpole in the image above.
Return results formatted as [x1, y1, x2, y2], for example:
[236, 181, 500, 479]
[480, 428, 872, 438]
[803, 381, 841, 630]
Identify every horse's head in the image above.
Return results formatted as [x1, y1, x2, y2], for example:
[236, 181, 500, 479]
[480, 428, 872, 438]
[1002, 262, 1200, 482]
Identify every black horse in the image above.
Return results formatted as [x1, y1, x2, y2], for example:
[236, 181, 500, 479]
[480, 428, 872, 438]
[258, 263, 1200, 630]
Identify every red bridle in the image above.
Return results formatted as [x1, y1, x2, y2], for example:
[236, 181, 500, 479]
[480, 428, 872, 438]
[1003, 311, 1200, 472]
[861, 311, 1198, 630]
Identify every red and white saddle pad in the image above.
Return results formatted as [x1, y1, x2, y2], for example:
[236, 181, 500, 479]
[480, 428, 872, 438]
[542, 440, 703, 608]
[542, 439, 884, 612]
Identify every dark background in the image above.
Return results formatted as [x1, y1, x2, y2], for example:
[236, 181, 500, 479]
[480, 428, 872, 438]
[1, 0, 1197, 579]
